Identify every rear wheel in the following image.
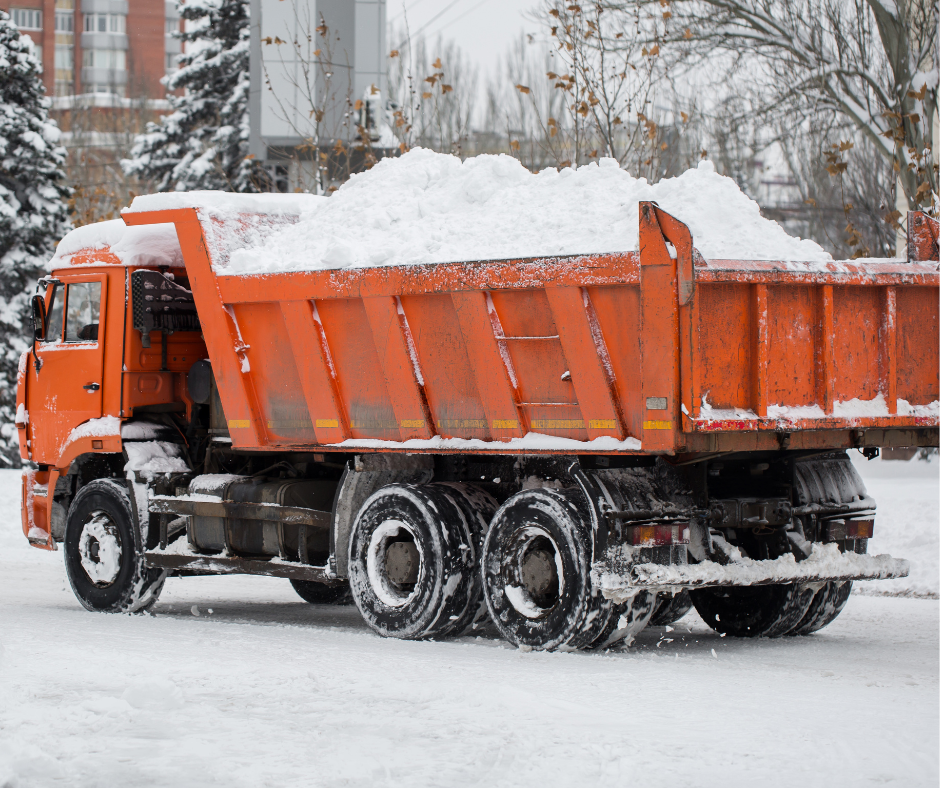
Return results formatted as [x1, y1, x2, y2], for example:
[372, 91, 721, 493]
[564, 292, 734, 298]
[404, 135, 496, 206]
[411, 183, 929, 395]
[64, 479, 166, 613]
[481, 488, 612, 651]
[589, 591, 658, 649]
[690, 582, 816, 638]
[788, 581, 853, 636]
[649, 589, 693, 627]
[290, 579, 351, 605]
[347, 484, 477, 640]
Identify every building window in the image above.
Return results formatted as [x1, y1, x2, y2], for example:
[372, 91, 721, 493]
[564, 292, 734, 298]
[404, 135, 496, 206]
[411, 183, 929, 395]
[55, 12, 73, 33]
[165, 18, 179, 35]
[83, 13, 125, 34]
[165, 52, 178, 71]
[82, 48, 126, 70]
[54, 44, 73, 69]
[11, 8, 43, 30]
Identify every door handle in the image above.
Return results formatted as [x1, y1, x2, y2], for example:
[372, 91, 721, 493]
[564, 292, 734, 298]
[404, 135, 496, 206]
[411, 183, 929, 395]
[83, 382, 100, 391]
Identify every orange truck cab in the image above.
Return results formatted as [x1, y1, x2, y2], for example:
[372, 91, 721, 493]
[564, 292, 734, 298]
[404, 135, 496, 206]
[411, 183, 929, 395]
[17, 203, 939, 651]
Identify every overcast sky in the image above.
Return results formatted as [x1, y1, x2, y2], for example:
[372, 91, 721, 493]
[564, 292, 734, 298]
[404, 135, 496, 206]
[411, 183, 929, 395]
[385, 0, 541, 75]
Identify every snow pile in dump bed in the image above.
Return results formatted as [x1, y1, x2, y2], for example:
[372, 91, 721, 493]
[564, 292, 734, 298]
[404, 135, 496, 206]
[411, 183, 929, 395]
[218, 148, 829, 275]
[51, 219, 183, 267]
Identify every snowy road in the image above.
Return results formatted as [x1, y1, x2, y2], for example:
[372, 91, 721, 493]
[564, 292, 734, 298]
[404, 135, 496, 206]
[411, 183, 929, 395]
[1, 458, 937, 787]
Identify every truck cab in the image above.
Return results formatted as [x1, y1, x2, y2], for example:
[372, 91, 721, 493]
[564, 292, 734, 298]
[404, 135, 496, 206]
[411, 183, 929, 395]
[17, 224, 205, 550]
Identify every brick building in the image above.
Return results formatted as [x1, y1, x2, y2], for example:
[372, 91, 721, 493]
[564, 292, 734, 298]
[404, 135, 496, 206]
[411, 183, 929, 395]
[1, 0, 181, 99]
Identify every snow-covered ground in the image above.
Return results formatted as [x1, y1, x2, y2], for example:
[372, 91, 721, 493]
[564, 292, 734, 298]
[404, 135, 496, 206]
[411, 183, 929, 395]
[1, 457, 937, 787]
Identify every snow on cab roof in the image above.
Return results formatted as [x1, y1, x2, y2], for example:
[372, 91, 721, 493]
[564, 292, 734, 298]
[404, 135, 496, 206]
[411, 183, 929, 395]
[51, 219, 184, 268]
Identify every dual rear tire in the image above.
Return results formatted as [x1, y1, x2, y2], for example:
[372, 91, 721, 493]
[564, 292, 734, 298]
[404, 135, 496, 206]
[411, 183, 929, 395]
[349, 485, 655, 650]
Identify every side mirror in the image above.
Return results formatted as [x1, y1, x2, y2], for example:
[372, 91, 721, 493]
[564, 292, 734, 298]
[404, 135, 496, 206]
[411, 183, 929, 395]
[31, 294, 47, 341]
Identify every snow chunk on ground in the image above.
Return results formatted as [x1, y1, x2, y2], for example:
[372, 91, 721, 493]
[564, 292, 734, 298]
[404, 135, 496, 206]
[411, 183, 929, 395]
[216, 149, 829, 275]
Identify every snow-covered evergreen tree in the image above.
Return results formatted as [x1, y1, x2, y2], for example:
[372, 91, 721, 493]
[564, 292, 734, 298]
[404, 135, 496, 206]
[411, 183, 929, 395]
[124, 0, 270, 192]
[0, 11, 70, 464]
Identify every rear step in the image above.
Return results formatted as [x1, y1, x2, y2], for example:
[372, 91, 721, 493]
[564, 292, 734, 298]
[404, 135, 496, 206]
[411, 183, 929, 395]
[594, 543, 909, 602]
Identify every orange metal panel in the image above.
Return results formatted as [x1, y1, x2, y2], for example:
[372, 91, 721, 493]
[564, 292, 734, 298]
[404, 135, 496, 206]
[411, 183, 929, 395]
[696, 283, 752, 411]
[816, 284, 835, 414]
[751, 283, 769, 419]
[896, 287, 939, 406]
[229, 302, 315, 445]
[315, 298, 400, 441]
[362, 296, 434, 441]
[879, 287, 897, 415]
[586, 285, 643, 440]
[399, 293, 490, 440]
[450, 291, 526, 439]
[765, 286, 817, 409]
[831, 287, 880, 405]
[545, 286, 625, 440]
[280, 300, 349, 443]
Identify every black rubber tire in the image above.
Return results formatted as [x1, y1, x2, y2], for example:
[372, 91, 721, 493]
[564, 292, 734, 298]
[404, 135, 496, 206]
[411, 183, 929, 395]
[481, 488, 612, 651]
[348, 484, 477, 640]
[589, 591, 658, 649]
[788, 581, 853, 635]
[64, 478, 166, 613]
[690, 582, 816, 638]
[432, 483, 498, 636]
[290, 579, 352, 605]
[649, 589, 693, 627]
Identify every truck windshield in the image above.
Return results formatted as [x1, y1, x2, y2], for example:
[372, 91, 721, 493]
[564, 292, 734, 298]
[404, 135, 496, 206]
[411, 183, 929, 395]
[65, 281, 101, 342]
[44, 283, 64, 343]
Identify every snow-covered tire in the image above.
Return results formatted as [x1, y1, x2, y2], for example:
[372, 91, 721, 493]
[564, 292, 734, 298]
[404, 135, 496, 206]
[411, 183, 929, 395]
[290, 579, 351, 605]
[64, 479, 166, 613]
[690, 582, 816, 638]
[788, 581, 853, 636]
[649, 589, 693, 627]
[588, 591, 658, 649]
[432, 483, 497, 636]
[481, 488, 611, 651]
[347, 484, 476, 640]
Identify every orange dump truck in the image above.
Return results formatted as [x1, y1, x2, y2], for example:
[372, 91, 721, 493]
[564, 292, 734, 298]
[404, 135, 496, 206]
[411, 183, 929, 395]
[17, 201, 939, 650]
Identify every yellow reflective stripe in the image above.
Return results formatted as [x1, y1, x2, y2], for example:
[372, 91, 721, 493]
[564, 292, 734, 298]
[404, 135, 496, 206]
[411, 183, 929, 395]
[399, 419, 425, 429]
[227, 419, 251, 429]
[643, 420, 673, 430]
[315, 419, 339, 428]
[588, 419, 618, 429]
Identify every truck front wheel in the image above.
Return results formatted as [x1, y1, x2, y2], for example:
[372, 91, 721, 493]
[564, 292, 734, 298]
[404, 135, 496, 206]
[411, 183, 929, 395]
[64, 479, 166, 613]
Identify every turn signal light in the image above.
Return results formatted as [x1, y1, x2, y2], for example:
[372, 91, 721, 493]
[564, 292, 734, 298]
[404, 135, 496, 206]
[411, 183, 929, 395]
[626, 524, 690, 547]
[826, 519, 874, 541]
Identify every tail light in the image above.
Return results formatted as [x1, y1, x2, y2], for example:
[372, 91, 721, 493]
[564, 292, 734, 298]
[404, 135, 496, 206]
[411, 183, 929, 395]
[626, 524, 690, 547]
[826, 519, 874, 541]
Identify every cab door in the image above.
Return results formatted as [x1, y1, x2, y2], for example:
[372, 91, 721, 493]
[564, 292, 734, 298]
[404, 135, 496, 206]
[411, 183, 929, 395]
[26, 272, 108, 464]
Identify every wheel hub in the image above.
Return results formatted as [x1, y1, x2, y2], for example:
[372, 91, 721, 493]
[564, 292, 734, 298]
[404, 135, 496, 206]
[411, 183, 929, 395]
[366, 520, 422, 608]
[78, 512, 122, 587]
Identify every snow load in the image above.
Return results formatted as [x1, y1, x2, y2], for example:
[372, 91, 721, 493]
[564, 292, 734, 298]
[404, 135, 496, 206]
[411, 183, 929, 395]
[135, 148, 830, 275]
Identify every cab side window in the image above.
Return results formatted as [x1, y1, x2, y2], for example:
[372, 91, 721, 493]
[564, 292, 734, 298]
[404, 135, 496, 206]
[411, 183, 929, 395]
[65, 281, 101, 342]
[43, 283, 65, 342]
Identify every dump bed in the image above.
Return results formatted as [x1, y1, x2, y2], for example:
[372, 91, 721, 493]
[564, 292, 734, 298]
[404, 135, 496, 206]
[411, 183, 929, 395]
[122, 203, 939, 456]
